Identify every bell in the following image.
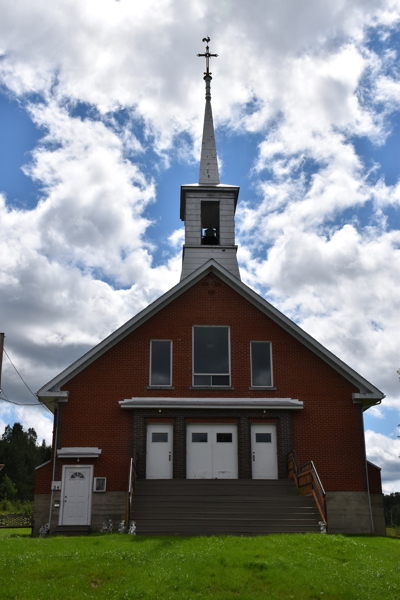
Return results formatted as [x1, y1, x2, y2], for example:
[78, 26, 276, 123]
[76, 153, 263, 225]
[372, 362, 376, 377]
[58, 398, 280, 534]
[202, 227, 218, 245]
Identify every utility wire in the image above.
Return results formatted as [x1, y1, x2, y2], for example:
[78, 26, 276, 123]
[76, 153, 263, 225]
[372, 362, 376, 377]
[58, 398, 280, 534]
[3, 348, 39, 400]
[1, 388, 31, 430]
[0, 395, 55, 407]
[1, 388, 48, 444]
[2, 348, 53, 415]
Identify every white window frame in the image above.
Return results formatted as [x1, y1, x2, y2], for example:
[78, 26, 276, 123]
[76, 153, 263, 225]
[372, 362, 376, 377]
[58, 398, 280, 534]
[192, 325, 231, 387]
[250, 341, 274, 388]
[149, 340, 173, 387]
[93, 477, 107, 492]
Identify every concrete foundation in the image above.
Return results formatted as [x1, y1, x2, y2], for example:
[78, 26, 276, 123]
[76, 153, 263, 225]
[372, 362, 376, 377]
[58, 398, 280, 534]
[326, 491, 386, 536]
[33, 491, 128, 535]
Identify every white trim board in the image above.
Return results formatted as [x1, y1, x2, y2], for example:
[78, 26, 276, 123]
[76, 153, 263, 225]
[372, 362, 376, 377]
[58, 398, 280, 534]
[57, 447, 102, 458]
[120, 397, 303, 410]
[37, 260, 384, 407]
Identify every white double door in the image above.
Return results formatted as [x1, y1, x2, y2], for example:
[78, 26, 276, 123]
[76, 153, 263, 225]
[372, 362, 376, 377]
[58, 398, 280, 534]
[187, 424, 238, 479]
[251, 424, 278, 479]
[61, 466, 92, 525]
[146, 423, 173, 479]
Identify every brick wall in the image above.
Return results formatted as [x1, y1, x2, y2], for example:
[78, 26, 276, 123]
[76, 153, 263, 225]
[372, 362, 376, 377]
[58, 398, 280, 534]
[36, 272, 365, 494]
[367, 461, 383, 494]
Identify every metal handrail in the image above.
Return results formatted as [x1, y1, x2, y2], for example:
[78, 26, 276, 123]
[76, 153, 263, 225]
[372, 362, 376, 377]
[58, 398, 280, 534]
[288, 451, 326, 523]
[127, 450, 137, 524]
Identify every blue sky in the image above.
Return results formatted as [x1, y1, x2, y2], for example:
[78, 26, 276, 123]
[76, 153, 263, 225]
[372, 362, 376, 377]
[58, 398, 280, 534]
[0, 0, 399, 491]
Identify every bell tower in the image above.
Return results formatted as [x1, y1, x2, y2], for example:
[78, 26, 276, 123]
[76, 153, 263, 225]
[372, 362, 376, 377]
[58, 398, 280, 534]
[180, 38, 240, 280]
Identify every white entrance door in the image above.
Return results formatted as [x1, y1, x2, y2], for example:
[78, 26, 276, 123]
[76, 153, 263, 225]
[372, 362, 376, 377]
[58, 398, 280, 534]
[62, 466, 92, 525]
[187, 424, 238, 479]
[146, 423, 173, 479]
[251, 424, 278, 479]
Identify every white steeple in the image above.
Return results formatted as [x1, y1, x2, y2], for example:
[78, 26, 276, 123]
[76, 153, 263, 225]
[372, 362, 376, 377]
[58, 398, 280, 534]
[179, 38, 240, 280]
[198, 42, 220, 184]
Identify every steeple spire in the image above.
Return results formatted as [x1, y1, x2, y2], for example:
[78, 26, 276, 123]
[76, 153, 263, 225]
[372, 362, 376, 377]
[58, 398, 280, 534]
[197, 38, 220, 185]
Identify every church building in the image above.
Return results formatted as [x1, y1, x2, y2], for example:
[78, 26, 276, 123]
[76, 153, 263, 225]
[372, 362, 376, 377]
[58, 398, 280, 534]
[34, 40, 385, 536]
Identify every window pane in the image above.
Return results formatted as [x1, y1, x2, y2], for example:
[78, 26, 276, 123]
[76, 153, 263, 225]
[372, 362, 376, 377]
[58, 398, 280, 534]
[151, 341, 171, 385]
[251, 342, 272, 387]
[216, 433, 233, 443]
[256, 433, 272, 443]
[192, 433, 208, 443]
[193, 375, 211, 386]
[212, 375, 230, 386]
[95, 478, 106, 491]
[194, 327, 229, 374]
[152, 432, 168, 442]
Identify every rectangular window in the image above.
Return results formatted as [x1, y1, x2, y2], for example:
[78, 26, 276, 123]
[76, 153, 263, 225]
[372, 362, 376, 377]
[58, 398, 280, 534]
[192, 433, 208, 443]
[193, 326, 230, 386]
[256, 433, 272, 443]
[150, 340, 172, 386]
[93, 477, 107, 492]
[251, 342, 273, 387]
[216, 433, 233, 443]
[152, 432, 168, 442]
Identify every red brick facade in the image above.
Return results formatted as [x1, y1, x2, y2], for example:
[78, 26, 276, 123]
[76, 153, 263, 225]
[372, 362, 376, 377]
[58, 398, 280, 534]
[36, 272, 372, 496]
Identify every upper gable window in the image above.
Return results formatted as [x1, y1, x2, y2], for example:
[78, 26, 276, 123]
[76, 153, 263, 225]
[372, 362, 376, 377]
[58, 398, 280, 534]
[150, 340, 172, 386]
[193, 326, 230, 386]
[250, 341, 273, 387]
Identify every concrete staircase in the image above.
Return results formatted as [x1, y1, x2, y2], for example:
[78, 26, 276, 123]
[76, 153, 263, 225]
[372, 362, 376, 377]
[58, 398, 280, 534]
[132, 479, 321, 536]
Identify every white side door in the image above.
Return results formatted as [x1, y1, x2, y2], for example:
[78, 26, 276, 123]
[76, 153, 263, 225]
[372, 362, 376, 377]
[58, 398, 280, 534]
[187, 424, 238, 479]
[211, 425, 238, 479]
[187, 425, 213, 478]
[251, 424, 278, 479]
[146, 423, 173, 479]
[62, 466, 92, 525]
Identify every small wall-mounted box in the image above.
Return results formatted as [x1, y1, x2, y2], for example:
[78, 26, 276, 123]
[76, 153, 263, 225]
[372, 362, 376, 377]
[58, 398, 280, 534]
[52, 481, 61, 491]
[93, 477, 107, 492]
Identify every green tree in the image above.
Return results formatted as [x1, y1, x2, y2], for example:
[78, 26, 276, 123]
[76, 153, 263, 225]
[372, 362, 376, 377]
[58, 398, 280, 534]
[383, 492, 400, 526]
[0, 474, 17, 500]
[0, 423, 52, 501]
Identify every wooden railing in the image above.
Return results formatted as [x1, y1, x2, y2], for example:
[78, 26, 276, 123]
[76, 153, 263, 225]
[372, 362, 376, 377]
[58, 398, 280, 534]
[127, 450, 137, 524]
[288, 451, 326, 523]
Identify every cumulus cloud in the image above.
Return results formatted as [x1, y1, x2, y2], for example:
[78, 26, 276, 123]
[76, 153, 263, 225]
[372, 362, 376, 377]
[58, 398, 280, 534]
[0, 0, 399, 487]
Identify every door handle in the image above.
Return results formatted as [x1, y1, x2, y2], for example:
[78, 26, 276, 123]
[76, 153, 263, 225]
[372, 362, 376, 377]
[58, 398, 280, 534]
[252, 452, 255, 462]
[169, 452, 172, 461]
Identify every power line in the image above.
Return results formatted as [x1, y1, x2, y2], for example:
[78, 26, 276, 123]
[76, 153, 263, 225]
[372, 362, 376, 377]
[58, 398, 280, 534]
[3, 347, 39, 400]
[2, 347, 53, 415]
[0, 388, 31, 431]
[0, 395, 55, 407]
[1, 388, 48, 445]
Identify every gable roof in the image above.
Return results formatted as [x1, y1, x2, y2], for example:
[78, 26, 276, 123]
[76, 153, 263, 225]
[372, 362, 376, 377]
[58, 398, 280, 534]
[37, 259, 384, 410]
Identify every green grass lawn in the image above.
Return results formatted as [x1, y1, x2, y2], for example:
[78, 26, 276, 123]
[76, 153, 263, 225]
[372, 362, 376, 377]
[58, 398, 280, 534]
[0, 530, 399, 600]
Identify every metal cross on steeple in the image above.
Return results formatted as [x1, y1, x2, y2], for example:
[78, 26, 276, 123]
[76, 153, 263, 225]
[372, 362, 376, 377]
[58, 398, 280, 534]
[197, 37, 218, 77]
[197, 37, 218, 101]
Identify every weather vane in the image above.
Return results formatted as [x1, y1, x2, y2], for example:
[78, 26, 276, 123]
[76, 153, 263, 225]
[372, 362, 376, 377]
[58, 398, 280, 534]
[197, 37, 218, 77]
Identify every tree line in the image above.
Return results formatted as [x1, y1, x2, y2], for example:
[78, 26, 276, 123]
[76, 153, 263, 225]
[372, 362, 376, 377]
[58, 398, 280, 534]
[0, 422, 51, 502]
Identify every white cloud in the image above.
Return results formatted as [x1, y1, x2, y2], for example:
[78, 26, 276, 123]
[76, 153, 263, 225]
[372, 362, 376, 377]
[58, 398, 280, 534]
[168, 228, 185, 248]
[0, 402, 53, 445]
[0, 0, 399, 454]
[366, 429, 400, 493]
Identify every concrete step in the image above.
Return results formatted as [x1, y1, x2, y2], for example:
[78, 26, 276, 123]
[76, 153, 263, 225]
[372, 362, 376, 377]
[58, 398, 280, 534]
[54, 525, 90, 536]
